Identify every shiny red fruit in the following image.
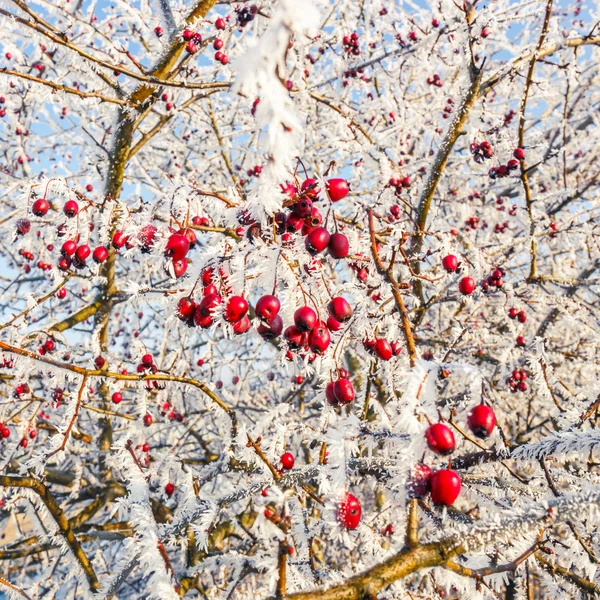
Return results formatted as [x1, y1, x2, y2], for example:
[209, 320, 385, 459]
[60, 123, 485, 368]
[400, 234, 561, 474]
[172, 258, 188, 278]
[292, 197, 313, 218]
[165, 234, 190, 261]
[111, 392, 123, 404]
[430, 469, 461, 505]
[333, 379, 354, 404]
[177, 227, 197, 249]
[467, 404, 496, 438]
[374, 338, 393, 361]
[284, 325, 308, 349]
[194, 306, 213, 328]
[75, 244, 91, 262]
[255, 295, 280, 322]
[326, 178, 350, 202]
[233, 315, 251, 334]
[294, 306, 317, 332]
[280, 452, 295, 470]
[326, 316, 342, 331]
[328, 232, 349, 259]
[308, 321, 331, 354]
[305, 227, 331, 255]
[225, 295, 249, 323]
[200, 293, 222, 316]
[257, 314, 283, 339]
[63, 200, 79, 217]
[92, 247, 108, 263]
[326, 382, 337, 405]
[442, 254, 458, 272]
[337, 492, 361, 529]
[32, 198, 49, 216]
[61, 240, 77, 256]
[112, 231, 128, 249]
[165, 482, 175, 495]
[327, 297, 352, 322]
[177, 297, 196, 321]
[425, 423, 455, 455]
[459, 276, 475, 295]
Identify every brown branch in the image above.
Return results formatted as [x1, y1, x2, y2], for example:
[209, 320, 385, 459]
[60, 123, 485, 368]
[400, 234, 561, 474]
[0, 67, 131, 106]
[406, 498, 419, 548]
[535, 552, 600, 594]
[0, 475, 99, 591]
[0, 340, 237, 438]
[0, 575, 33, 600]
[368, 210, 418, 367]
[518, 0, 554, 280]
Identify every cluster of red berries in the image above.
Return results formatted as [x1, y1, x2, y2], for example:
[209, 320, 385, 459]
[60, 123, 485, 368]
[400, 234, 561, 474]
[464, 215, 479, 230]
[177, 269, 250, 334]
[481, 268, 504, 292]
[508, 307, 526, 323]
[363, 337, 401, 361]
[19, 428, 37, 449]
[342, 32, 360, 56]
[441, 97, 454, 119]
[0, 422, 11, 440]
[507, 369, 528, 393]
[59, 238, 107, 271]
[489, 148, 525, 180]
[275, 177, 350, 257]
[326, 371, 355, 406]
[182, 28, 202, 54]
[426, 73, 443, 87]
[421, 405, 496, 505]
[388, 204, 401, 222]
[284, 306, 331, 355]
[38, 339, 55, 356]
[470, 140, 494, 163]
[235, 5, 258, 27]
[387, 176, 411, 195]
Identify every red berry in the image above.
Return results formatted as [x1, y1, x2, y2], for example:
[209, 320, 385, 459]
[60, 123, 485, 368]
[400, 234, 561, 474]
[112, 231, 128, 249]
[305, 227, 331, 255]
[430, 469, 461, 505]
[177, 227, 197, 249]
[141, 354, 153, 367]
[516, 335, 526, 347]
[425, 423, 455, 455]
[177, 297, 196, 321]
[333, 379, 355, 404]
[165, 234, 190, 261]
[214, 38, 224, 50]
[459, 276, 475, 295]
[280, 452, 295, 470]
[328, 232, 349, 259]
[327, 297, 352, 323]
[215, 17, 226, 30]
[61, 240, 77, 257]
[233, 315, 251, 334]
[111, 392, 123, 404]
[165, 482, 175, 495]
[172, 256, 188, 278]
[94, 356, 106, 369]
[92, 246, 108, 263]
[467, 404, 496, 438]
[75, 244, 91, 262]
[257, 314, 283, 339]
[143, 413, 153, 426]
[442, 254, 458, 272]
[225, 295, 249, 323]
[294, 306, 317, 332]
[308, 321, 331, 354]
[255, 295, 280, 323]
[63, 200, 79, 218]
[32, 198, 49, 216]
[508, 307, 518, 319]
[517, 311, 527, 323]
[325, 178, 350, 202]
[337, 492, 361, 530]
[200, 293, 222, 316]
[513, 147, 525, 160]
[284, 325, 308, 349]
[374, 338, 393, 361]
[326, 316, 342, 331]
